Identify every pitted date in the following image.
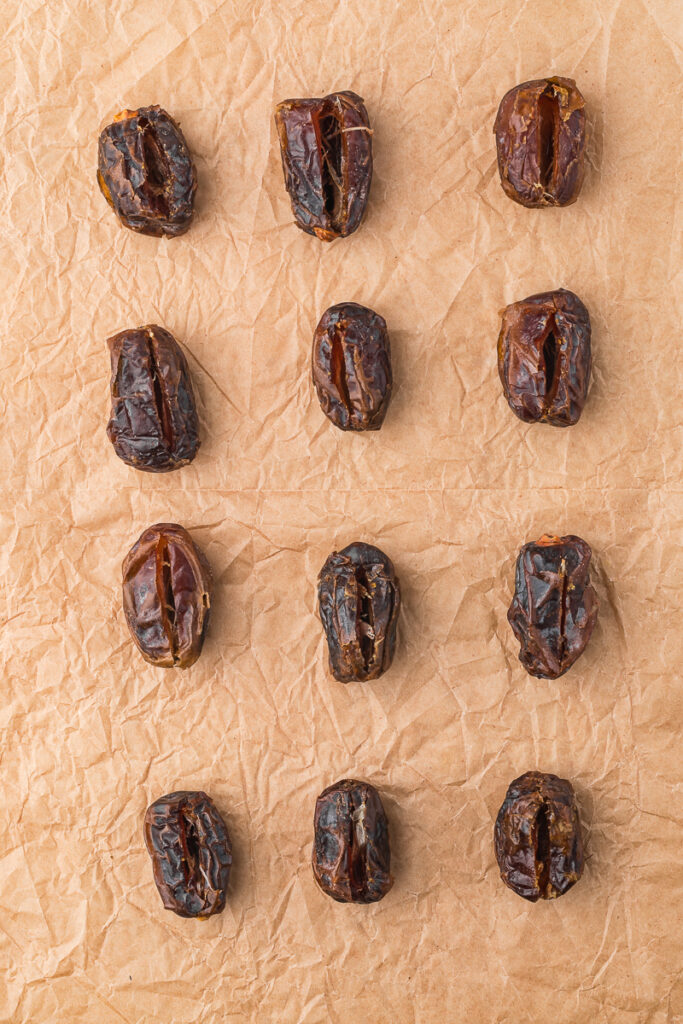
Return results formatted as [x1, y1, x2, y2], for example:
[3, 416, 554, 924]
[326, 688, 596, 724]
[497, 289, 591, 427]
[275, 91, 373, 241]
[494, 77, 586, 208]
[312, 779, 393, 904]
[312, 302, 392, 431]
[144, 791, 232, 918]
[122, 523, 212, 668]
[508, 534, 598, 679]
[318, 542, 400, 682]
[97, 105, 197, 236]
[107, 324, 200, 472]
[494, 771, 584, 902]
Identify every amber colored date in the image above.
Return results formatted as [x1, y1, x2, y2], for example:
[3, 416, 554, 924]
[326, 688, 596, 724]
[144, 791, 232, 918]
[107, 324, 200, 472]
[497, 289, 591, 427]
[318, 542, 400, 683]
[97, 105, 197, 236]
[122, 523, 212, 669]
[494, 77, 586, 208]
[508, 534, 598, 679]
[312, 302, 392, 431]
[275, 91, 373, 240]
[312, 779, 393, 904]
[494, 771, 584, 902]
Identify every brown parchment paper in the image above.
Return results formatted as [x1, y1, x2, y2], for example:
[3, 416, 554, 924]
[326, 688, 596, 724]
[1, 1, 682, 1021]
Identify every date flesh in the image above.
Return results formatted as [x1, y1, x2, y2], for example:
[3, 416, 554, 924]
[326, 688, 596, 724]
[144, 791, 232, 918]
[312, 302, 392, 431]
[275, 91, 373, 241]
[318, 542, 400, 682]
[122, 523, 212, 668]
[494, 78, 586, 208]
[508, 534, 598, 679]
[107, 324, 200, 472]
[494, 771, 584, 902]
[312, 779, 393, 904]
[97, 105, 197, 236]
[498, 289, 591, 426]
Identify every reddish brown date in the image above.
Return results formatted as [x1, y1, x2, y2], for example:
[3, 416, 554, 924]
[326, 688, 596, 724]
[318, 542, 400, 683]
[312, 302, 392, 431]
[275, 91, 373, 241]
[494, 771, 584, 902]
[497, 289, 591, 427]
[508, 534, 598, 679]
[494, 77, 586, 208]
[97, 106, 197, 236]
[312, 779, 393, 904]
[107, 324, 200, 472]
[122, 523, 212, 669]
[144, 791, 232, 918]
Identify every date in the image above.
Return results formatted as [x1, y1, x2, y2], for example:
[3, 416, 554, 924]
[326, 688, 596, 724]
[122, 523, 212, 668]
[107, 324, 200, 472]
[508, 534, 598, 679]
[144, 791, 232, 918]
[497, 289, 591, 427]
[494, 77, 586, 208]
[312, 302, 392, 431]
[318, 542, 400, 682]
[494, 771, 584, 902]
[97, 105, 197, 236]
[312, 779, 393, 904]
[275, 91, 373, 240]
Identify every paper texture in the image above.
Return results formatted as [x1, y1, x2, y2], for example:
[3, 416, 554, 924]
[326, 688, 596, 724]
[1, 1, 681, 1021]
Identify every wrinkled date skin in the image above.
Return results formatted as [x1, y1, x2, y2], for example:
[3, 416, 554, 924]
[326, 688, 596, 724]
[144, 791, 232, 918]
[318, 542, 400, 682]
[508, 534, 598, 679]
[107, 324, 200, 472]
[312, 779, 393, 904]
[97, 106, 197, 236]
[275, 91, 373, 240]
[312, 302, 392, 431]
[498, 289, 591, 427]
[494, 77, 586, 208]
[122, 523, 212, 668]
[494, 771, 584, 902]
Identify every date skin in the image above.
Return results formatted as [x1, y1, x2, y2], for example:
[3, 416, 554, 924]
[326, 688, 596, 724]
[318, 542, 400, 683]
[122, 523, 212, 669]
[494, 77, 586, 208]
[498, 289, 591, 427]
[275, 91, 373, 240]
[97, 105, 197, 236]
[508, 534, 598, 679]
[312, 779, 393, 904]
[494, 771, 584, 902]
[107, 324, 200, 472]
[144, 791, 232, 918]
[312, 302, 392, 431]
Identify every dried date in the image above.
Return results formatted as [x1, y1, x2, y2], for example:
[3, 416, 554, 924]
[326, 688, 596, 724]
[312, 779, 393, 904]
[494, 77, 586, 208]
[508, 534, 598, 679]
[275, 91, 373, 241]
[97, 105, 197, 236]
[497, 289, 591, 427]
[144, 791, 232, 918]
[318, 542, 400, 682]
[107, 324, 200, 472]
[122, 523, 212, 668]
[312, 302, 392, 431]
[494, 771, 584, 902]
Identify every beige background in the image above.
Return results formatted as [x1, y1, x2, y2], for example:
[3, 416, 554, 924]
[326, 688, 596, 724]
[1, 1, 682, 1021]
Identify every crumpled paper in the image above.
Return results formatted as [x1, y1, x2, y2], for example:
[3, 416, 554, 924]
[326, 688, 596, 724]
[1, 1, 681, 1022]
